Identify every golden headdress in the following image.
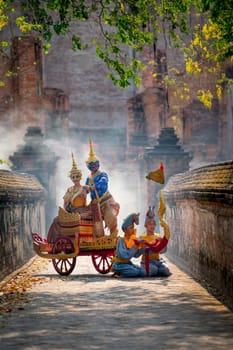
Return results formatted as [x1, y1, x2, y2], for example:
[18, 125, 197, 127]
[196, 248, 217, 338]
[69, 152, 82, 179]
[145, 206, 156, 224]
[86, 138, 99, 165]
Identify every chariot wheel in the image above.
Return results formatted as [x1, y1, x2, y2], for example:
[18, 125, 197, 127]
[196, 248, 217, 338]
[52, 236, 76, 276]
[91, 252, 113, 274]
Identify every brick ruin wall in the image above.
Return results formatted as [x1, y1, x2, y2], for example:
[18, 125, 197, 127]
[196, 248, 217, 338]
[42, 21, 135, 131]
[128, 14, 233, 167]
[0, 171, 46, 281]
[163, 161, 233, 300]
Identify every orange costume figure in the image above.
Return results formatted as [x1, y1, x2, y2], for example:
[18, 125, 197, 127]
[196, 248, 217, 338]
[47, 152, 91, 243]
[140, 206, 171, 277]
[111, 213, 147, 278]
[63, 152, 90, 216]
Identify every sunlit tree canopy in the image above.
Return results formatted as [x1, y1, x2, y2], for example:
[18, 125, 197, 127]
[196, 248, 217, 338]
[0, 0, 232, 106]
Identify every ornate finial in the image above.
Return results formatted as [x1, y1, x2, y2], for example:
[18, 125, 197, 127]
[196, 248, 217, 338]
[69, 152, 82, 179]
[145, 162, 165, 184]
[86, 138, 99, 164]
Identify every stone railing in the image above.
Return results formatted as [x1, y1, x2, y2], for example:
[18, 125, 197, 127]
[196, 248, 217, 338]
[163, 160, 233, 300]
[0, 170, 46, 282]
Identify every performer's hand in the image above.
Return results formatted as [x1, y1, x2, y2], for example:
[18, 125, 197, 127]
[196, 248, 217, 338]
[133, 238, 146, 247]
[139, 239, 147, 244]
[139, 239, 147, 247]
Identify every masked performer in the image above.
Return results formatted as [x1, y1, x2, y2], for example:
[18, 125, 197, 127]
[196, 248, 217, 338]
[85, 138, 120, 237]
[111, 213, 146, 278]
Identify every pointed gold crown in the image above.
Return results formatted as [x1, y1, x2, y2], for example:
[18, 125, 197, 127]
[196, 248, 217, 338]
[86, 138, 99, 164]
[69, 152, 82, 178]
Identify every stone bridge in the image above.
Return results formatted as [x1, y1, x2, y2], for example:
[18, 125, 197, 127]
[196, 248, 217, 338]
[0, 160, 233, 304]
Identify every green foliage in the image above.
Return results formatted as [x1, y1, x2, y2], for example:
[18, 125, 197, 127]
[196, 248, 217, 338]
[0, 0, 232, 90]
[201, 0, 233, 58]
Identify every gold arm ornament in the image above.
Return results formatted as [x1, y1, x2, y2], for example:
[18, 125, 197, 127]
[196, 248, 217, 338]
[158, 191, 170, 240]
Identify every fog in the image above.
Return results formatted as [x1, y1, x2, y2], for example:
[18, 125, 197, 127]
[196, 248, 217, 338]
[0, 123, 146, 235]
[45, 136, 143, 234]
[0, 125, 27, 170]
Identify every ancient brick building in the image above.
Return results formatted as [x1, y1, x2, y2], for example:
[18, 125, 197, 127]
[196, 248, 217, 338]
[0, 36, 69, 137]
[43, 20, 135, 130]
[1, 14, 232, 168]
[0, 12, 232, 218]
[127, 33, 233, 169]
[42, 20, 135, 163]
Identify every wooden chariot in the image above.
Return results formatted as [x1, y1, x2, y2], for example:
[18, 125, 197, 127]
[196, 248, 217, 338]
[32, 207, 118, 276]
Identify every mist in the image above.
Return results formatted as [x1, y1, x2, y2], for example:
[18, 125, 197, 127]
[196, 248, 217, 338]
[0, 121, 163, 236]
[45, 136, 142, 235]
[0, 125, 27, 170]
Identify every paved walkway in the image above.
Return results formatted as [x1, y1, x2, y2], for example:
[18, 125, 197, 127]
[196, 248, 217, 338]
[0, 256, 233, 350]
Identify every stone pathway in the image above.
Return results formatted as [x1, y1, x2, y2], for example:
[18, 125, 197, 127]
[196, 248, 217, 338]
[0, 256, 233, 350]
